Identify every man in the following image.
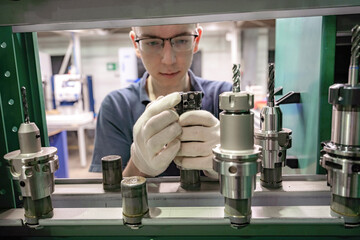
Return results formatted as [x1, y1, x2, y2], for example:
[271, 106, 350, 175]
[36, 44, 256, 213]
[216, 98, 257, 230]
[89, 24, 232, 177]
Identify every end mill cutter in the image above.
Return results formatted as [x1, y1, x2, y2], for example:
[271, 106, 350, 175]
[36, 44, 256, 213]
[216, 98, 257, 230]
[321, 25, 360, 226]
[4, 87, 59, 225]
[254, 64, 292, 188]
[213, 64, 262, 226]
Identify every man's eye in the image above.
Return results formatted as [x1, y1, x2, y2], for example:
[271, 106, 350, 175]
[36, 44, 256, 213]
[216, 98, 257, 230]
[174, 39, 189, 45]
[144, 40, 161, 46]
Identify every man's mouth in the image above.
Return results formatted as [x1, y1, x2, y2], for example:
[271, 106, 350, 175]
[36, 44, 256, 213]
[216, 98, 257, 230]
[160, 71, 180, 78]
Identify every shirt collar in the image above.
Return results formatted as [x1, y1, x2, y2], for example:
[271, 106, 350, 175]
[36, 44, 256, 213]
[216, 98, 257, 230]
[139, 72, 150, 105]
[188, 69, 204, 93]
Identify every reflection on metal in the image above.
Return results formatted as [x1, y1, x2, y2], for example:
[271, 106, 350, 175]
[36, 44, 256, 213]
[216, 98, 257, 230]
[0, 206, 357, 237]
[2, 176, 360, 237]
[0, 206, 342, 225]
[321, 25, 360, 226]
[51, 176, 331, 208]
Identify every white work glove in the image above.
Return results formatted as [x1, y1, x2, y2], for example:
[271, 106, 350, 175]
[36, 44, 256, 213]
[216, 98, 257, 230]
[131, 92, 182, 177]
[174, 110, 219, 179]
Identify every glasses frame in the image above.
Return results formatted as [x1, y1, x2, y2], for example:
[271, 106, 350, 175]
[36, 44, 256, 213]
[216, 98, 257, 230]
[134, 34, 199, 52]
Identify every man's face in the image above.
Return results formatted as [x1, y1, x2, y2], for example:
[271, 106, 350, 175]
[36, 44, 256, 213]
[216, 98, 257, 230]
[131, 24, 201, 88]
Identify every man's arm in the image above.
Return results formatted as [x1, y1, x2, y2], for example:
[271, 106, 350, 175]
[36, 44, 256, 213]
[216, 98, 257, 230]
[89, 93, 132, 172]
[123, 157, 147, 177]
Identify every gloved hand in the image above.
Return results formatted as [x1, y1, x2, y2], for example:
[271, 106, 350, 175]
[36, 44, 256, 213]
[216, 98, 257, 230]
[131, 92, 182, 177]
[174, 110, 219, 179]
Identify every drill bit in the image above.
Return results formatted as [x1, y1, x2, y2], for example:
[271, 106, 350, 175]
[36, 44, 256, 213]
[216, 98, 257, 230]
[21, 86, 30, 124]
[349, 25, 360, 86]
[232, 64, 241, 92]
[267, 63, 275, 107]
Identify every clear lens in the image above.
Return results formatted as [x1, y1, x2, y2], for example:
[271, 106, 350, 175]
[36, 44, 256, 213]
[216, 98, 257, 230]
[140, 38, 163, 53]
[139, 35, 195, 53]
[171, 36, 194, 51]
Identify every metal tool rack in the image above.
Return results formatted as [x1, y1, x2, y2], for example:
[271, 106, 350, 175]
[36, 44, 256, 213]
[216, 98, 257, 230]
[1, 1, 360, 239]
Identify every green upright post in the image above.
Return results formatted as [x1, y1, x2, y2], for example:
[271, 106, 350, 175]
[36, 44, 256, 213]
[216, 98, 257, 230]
[0, 26, 48, 209]
[13, 32, 49, 147]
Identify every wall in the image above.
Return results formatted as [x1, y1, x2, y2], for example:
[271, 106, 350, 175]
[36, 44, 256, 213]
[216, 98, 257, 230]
[275, 17, 334, 174]
[37, 26, 271, 113]
[242, 28, 269, 98]
[38, 51, 53, 110]
[200, 31, 232, 82]
[38, 33, 132, 113]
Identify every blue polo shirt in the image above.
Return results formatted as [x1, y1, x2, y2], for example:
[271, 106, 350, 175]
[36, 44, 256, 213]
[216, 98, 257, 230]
[89, 70, 232, 175]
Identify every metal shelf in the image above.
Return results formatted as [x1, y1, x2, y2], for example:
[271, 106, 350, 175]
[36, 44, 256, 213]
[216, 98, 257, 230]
[0, 0, 359, 32]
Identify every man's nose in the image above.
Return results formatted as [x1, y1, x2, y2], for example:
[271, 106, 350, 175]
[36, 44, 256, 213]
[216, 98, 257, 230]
[161, 40, 176, 65]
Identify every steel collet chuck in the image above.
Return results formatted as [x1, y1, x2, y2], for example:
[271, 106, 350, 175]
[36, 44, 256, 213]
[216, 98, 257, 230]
[254, 64, 292, 188]
[212, 64, 262, 226]
[321, 25, 360, 226]
[4, 87, 58, 225]
[174, 91, 203, 190]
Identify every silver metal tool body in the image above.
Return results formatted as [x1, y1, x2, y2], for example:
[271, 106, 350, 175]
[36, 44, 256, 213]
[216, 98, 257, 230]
[174, 91, 203, 190]
[321, 25, 360, 226]
[4, 87, 58, 225]
[101, 155, 122, 191]
[213, 64, 261, 226]
[254, 64, 292, 188]
[121, 176, 149, 228]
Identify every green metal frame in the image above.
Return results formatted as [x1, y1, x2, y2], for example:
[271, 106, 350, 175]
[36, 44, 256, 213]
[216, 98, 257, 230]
[1, 0, 360, 32]
[1, 222, 360, 239]
[0, 26, 48, 208]
[317, 16, 336, 174]
[275, 16, 335, 174]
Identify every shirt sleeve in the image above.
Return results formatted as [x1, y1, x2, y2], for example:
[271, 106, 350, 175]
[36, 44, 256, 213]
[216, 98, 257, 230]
[89, 93, 132, 172]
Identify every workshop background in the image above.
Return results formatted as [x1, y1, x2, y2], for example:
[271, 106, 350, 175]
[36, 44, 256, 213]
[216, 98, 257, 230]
[37, 21, 276, 178]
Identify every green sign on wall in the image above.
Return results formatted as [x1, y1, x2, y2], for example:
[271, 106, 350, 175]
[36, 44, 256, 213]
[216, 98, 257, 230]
[107, 62, 117, 71]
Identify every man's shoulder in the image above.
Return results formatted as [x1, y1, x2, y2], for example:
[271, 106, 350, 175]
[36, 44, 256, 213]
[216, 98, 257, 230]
[103, 83, 141, 106]
[101, 83, 140, 107]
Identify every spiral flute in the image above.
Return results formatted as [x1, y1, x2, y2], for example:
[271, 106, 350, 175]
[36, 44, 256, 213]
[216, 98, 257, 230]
[232, 64, 241, 92]
[349, 25, 360, 86]
[267, 64, 275, 107]
[21, 87, 30, 124]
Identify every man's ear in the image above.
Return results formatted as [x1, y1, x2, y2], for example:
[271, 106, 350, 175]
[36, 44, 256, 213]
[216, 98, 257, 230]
[129, 30, 141, 58]
[193, 26, 203, 53]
